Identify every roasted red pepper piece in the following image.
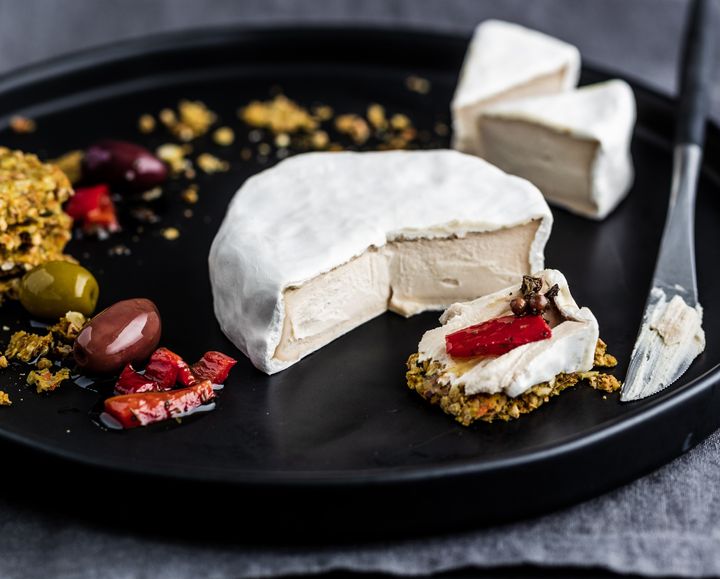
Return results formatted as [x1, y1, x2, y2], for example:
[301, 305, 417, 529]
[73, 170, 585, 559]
[445, 315, 552, 358]
[143, 349, 180, 389]
[104, 380, 215, 429]
[191, 351, 237, 384]
[65, 184, 119, 232]
[148, 347, 195, 386]
[115, 364, 163, 395]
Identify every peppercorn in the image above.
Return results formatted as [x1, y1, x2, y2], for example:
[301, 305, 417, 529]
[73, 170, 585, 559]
[527, 293, 549, 315]
[510, 296, 527, 316]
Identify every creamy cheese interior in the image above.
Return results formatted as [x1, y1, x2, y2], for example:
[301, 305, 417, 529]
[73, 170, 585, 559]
[451, 20, 580, 156]
[417, 269, 598, 397]
[275, 222, 539, 363]
[477, 80, 636, 219]
[480, 118, 600, 213]
[454, 68, 569, 155]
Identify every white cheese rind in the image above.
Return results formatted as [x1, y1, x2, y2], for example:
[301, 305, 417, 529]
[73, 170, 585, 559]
[418, 269, 598, 397]
[209, 150, 552, 374]
[479, 80, 637, 219]
[452, 19, 580, 154]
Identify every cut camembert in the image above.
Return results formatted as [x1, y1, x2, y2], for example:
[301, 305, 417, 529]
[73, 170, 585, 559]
[209, 150, 552, 374]
[452, 20, 580, 155]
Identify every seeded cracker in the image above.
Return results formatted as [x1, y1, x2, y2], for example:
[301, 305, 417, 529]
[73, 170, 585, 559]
[406, 341, 620, 425]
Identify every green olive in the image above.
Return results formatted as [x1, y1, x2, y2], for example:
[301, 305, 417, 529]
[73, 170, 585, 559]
[19, 261, 99, 319]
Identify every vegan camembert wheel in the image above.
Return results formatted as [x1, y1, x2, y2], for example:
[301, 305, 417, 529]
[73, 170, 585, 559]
[209, 150, 553, 374]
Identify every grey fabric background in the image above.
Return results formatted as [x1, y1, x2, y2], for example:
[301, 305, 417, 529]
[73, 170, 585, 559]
[2, 0, 720, 577]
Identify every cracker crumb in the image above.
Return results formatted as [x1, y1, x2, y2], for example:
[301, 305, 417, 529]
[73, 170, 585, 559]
[0, 391, 11, 406]
[405, 75, 431, 94]
[367, 104, 387, 130]
[36, 357, 53, 370]
[390, 113, 411, 131]
[160, 100, 217, 141]
[240, 148, 252, 161]
[239, 95, 317, 134]
[162, 227, 180, 240]
[27, 367, 70, 394]
[5, 331, 53, 363]
[138, 114, 156, 134]
[108, 244, 131, 257]
[9, 115, 36, 134]
[274, 133, 291, 148]
[312, 105, 334, 121]
[310, 130, 329, 150]
[434, 122, 449, 136]
[181, 185, 199, 204]
[0, 355, 7, 369]
[213, 127, 235, 146]
[140, 187, 163, 202]
[586, 372, 622, 393]
[50, 311, 87, 342]
[594, 339, 618, 368]
[335, 114, 370, 145]
[156, 143, 192, 175]
[196, 153, 229, 174]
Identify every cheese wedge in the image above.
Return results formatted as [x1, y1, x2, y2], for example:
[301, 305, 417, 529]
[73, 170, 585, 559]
[478, 80, 636, 219]
[452, 20, 580, 155]
[209, 150, 552, 374]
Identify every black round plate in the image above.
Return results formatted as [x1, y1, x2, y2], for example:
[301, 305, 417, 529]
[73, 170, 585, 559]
[1, 27, 719, 535]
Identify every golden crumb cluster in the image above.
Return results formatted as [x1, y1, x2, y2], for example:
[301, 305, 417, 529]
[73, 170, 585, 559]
[0, 148, 75, 299]
[27, 367, 70, 394]
[0, 312, 87, 401]
[406, 340, 621, 426]
[240, 94, 318, 134]
[5, 312, 85, 365]
[157, 100, 217, 141]
[238, 94, 425, 157]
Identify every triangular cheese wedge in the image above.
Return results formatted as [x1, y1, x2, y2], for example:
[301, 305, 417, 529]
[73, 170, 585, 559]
[452, 20, 580, 155]
[479, 80, 636, 219]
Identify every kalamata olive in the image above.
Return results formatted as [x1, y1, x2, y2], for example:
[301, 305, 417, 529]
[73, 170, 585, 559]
[83, 140, 167, 192]
[19, 261, 99, 319]
[74, 298, 161, 374]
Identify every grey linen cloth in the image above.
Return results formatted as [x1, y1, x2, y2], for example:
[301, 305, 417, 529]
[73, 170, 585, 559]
[2, 0, 720, 577]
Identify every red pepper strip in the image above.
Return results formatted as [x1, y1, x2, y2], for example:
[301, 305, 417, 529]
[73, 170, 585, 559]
[114, 364, 163, 395]
[445, 315, 552, 358]
[148, 347, 195, 386]
[104, 380, 215, 429]
[65, 184, 119, 232]
[191, 351, 237, 384]
[143, 349, 179, 389]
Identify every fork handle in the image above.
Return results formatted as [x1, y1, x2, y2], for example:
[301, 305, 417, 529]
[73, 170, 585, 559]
[676, 0, 715, 146]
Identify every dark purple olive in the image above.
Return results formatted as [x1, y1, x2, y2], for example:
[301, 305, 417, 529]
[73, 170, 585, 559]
[74, 298, 161, 374]
[82, 140, 167, 192]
